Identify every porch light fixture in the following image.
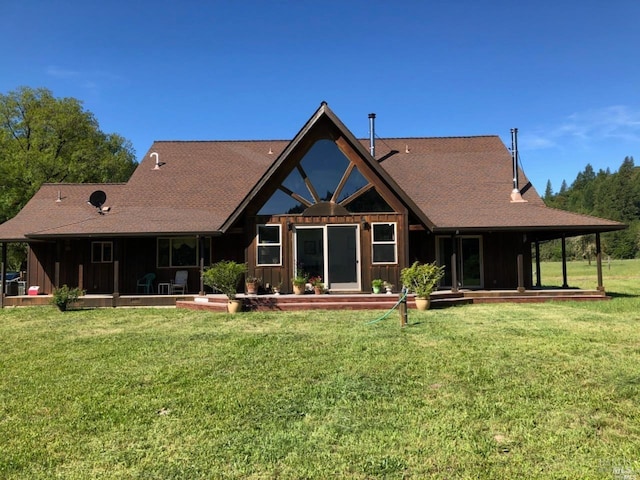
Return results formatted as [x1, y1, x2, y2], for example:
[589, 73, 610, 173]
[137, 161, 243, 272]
[287, 221, 293, 231]
[361, 217, 370, 230]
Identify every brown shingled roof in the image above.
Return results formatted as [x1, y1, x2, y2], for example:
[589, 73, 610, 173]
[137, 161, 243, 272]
[0, 105, 625, 241]
[371, 136, 623, 234]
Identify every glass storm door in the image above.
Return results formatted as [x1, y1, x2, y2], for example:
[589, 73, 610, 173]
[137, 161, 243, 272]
[294, 225, 360, 291]
[327, 225, 359, 291]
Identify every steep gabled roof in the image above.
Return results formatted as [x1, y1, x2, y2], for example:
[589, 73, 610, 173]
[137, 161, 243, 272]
[0, 103, 625, 241]
[220, 101, 433, 231]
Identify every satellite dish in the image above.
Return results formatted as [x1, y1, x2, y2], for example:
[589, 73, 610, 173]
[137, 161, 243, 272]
[89, 190, 107, 209]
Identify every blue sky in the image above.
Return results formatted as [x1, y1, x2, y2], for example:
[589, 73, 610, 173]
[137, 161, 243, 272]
[3, 0, 639, 194]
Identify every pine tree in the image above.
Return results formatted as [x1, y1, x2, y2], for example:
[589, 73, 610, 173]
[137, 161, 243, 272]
[544, 180, 553, 202]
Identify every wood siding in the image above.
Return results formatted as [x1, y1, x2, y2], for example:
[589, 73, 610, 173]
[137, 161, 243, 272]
[247, 213, 407, 293]
[483, 232, 533, 289]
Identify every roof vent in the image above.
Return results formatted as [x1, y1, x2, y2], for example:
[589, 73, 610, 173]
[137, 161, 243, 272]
[151, 152, 165, 170]
[368, 113, 376, 158]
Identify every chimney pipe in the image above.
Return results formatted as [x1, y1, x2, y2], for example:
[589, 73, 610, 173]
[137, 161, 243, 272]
[511, 128, 519, 191]
[368, 113, 376, 158]
[509, 128, 527, 202]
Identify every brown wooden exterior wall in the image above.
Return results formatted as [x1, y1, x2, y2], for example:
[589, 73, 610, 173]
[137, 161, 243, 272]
[483, 232, 533, 289]
[26, 234, 243, 295]
[24, 228, 533, 296]
[246, 213, 407, 293]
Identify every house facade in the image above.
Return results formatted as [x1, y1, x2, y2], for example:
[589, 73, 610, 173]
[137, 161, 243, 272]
[0, 103, 626, 298]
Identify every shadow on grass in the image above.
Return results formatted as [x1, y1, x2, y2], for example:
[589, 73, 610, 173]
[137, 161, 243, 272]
[606, 291, 639, 299]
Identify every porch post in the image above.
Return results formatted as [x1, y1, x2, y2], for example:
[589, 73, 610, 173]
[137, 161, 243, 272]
[78, 263, 84, 291]
[561, 235, 568, 288]
[450, 234, 458, 293]
[55, 240, 61, 288]
[596, 233, 604, 291]
[534, 240, 541, 287]
[1, 242, 6, 308]
[199, 236, 204, 296]
[517, 254, 525, 292]
[112, 260, 119, 307]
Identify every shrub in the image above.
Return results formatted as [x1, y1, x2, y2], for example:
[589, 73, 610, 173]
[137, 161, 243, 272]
[400, 261, 445, 298]
[51, 285, 85, 311]
[202, 261, 247, 300]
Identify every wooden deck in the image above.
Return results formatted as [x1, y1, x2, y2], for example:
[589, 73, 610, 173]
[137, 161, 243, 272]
[176, 288, 609, 312]
[1, 288, 609, 311]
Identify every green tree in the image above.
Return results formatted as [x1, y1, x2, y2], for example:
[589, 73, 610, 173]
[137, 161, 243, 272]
[0, 86, 137, 223]
[544, 180, 553, 203]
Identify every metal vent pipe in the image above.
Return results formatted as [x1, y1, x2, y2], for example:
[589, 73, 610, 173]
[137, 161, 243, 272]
[511, 128, 519, 191]
[368, 113, 376, 158]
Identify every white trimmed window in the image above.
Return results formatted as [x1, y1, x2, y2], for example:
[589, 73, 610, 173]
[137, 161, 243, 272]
[257, 224, 282, 266]
[372, 222, 397, 264]
[157, 237, 199, 268]
[91, 241, 113, 263]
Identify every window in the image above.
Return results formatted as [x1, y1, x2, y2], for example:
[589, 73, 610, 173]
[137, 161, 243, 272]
[257, 139, 396, 215]
[372, 222, 397, 264]
[257, 224, 281, 266]
[157, 237, 200, 267]
[91, 241, 113, 263]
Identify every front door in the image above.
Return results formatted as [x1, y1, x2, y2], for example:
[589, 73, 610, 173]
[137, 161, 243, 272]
[294, 224, 360, 291]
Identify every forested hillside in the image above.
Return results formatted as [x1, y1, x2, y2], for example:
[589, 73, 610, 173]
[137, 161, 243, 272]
[542, 157, 639, 259]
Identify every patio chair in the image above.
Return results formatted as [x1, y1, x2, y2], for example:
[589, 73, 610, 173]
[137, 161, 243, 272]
[171, 270, 188, 294]
[136, 273, 156, 294]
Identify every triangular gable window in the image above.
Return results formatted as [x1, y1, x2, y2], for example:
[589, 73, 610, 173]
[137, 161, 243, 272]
[258, 139, 393, 215]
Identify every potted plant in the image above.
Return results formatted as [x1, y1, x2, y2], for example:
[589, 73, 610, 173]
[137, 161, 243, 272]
[310, 276, 325, 295]
[292, 268, 307, 295]
[383, 281, 394, 294]
[271, 282, 282, 295]
[51, 285, 85, 312]
[245, 275, 260, 295]
[202, 260, 247, 313]
[400, 261, 445, 310]
[371, 278, 384, 294]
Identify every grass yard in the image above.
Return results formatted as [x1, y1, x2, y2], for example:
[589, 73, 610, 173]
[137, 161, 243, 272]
[1, 261, 639, 479]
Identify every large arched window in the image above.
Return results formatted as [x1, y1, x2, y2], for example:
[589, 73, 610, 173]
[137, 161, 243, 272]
[258, 140, 394, 215]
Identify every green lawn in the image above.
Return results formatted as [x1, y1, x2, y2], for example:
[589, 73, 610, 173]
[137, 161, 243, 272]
[1, 262, 639, 479]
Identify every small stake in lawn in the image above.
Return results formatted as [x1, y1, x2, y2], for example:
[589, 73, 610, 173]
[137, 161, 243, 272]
[365, 287, 409, 327]
[399, 289, 408, 327]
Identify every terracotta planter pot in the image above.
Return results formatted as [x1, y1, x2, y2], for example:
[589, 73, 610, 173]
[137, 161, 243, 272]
[293, 284, 305, 295]
[245, 282, 258, 295]
[314, 286, 323, 295]
[415, 297, 431, 311]
[227, 299, 242, 313]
